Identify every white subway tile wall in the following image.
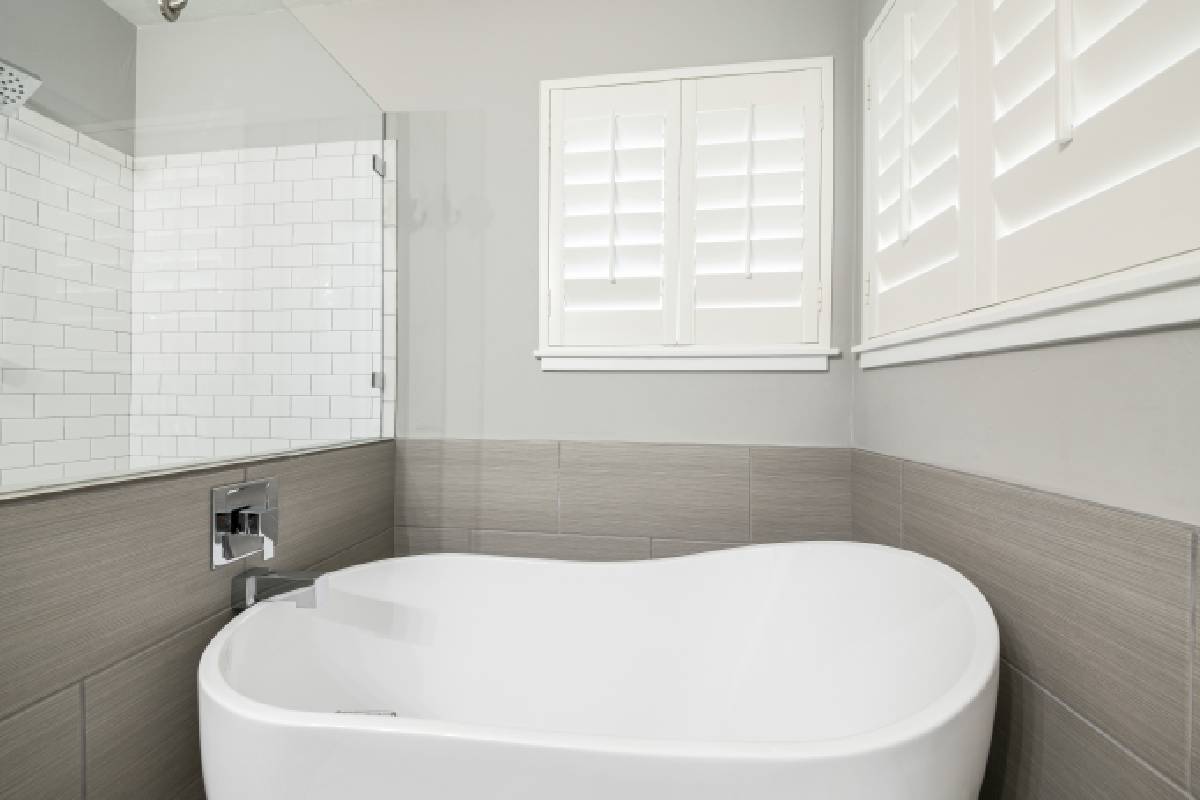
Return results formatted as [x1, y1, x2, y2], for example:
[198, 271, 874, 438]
[0, 109, 134, 489]
[128, 141, 385, 469]
[0, 107, 390, 488]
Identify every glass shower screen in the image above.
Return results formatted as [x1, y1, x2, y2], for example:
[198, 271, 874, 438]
[0, 0, 390, 492]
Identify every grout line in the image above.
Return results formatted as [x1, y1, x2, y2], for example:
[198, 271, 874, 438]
[304, 525, 394, 571]
[84, 610, 232, 685]
[0, 608, 238, 739]
[79, 682, 87, 800]
[1005, 658, 1193, 797]
[0, 439, 390, 507]
[0, 684, 87, 729]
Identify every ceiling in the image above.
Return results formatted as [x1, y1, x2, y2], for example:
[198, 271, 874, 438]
[99, 0, 347, 27]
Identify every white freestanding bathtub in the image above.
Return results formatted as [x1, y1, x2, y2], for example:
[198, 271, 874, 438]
[199, 542, 998, 799]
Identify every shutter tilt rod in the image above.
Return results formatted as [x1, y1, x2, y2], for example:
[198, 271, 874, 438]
[745, 104, 756, 279]
[1054, 0, 1075, 145]
[607, 113, 619, 284]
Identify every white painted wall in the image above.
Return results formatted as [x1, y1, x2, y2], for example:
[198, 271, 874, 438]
[851, 0, 1200, 525]
[285, 0, 1200, 523]
[294, 0, 858, 446]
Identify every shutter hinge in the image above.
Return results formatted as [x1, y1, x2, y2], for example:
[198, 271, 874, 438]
[547, 289, 553, 318]
[817, 284, 823, 312]
[819, 102, 825, 132]
[865, 274, 872, 304]
[372, 155, 387, 178]
[866, 81, 872, 112]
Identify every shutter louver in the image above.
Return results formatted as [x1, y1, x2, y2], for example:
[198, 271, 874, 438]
[548, 82, 680, 345]
[865, 0, 975, 337]
[986, 0, 1200, 302]
[679, 71, 821, 345]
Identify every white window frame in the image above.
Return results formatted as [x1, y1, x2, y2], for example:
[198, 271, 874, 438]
[536, 59, 838, 372]
[855, 0, 1200, 369]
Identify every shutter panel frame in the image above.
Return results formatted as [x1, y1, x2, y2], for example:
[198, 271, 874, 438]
[864, 0, 976, 339]
[857, 0, 1200, 369]
[537, 59, 837, 371]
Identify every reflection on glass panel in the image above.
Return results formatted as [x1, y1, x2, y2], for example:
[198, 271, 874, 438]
[0, 0, 387, 492]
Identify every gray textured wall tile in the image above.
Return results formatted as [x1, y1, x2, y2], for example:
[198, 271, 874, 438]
[473, 530, 650, 561]
[982, 664, 1187, 800]
[395, 440, 558, 532]
[750, 447, 851, 542]
[559, 442, 749, 541]
[904, 463, 1191, 783]
[0, 686, 81, 800]
[247, 441, 395, 572]
[851, 450, 903, 547]
[172, 776, 207, 800]
[476, 440, 559, 532]
[395, 527, 472, 556]
[650, 539, 741, 558]
[395, 439, 481, 529]
[85, 614, 227, 800]
[309, 529, 393, 573]
[0, 466, 244, 718]
[1193, 527, 1199, 799]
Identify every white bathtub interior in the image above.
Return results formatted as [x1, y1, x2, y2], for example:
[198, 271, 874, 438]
[218, 543, 986, 746]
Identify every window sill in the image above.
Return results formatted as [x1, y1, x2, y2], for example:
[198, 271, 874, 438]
[534, 347, 839, 372]
[854, 251, 1200, 368]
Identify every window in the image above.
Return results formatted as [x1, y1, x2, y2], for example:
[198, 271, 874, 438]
[537, 60, 836, 372]
[863, 0, 974, 338]
[859, 0, 1200, 367]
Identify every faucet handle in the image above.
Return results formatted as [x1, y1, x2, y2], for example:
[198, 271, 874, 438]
[222, 530, 267, 561]
[233, 505, 278, 544]
[211, 480, 279, 569]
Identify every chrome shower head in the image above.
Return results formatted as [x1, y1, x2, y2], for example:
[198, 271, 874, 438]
[0, 59, 42, 118]
[160, 0, 189, 22]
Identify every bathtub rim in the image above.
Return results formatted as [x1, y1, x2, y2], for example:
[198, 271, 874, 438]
[198, 541, 999, 762]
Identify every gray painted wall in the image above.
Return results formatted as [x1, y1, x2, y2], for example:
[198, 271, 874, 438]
[0, 0, 137, 152]
[850, 0, 1200, 526]
[291, 0, 1200, 520]
[135, 10, 381, 156]
[293, 0, 858, 446]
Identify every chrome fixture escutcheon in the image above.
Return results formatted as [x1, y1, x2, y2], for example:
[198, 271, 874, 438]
[211, 478, 279, 569]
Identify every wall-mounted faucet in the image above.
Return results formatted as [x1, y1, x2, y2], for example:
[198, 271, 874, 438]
[232, 568, 321, 613]
[211, 479, 278, 569]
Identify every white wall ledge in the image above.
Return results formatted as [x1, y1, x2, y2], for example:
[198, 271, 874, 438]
[535, 347, 839, 372]
[0, 438, 391, 504]
[854, 252, 1200, 369]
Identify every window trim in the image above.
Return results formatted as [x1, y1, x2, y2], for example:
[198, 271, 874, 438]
[856, 0, 1200, 368]
[853, 249, 1200, 368]
[537, 58, 838, 372]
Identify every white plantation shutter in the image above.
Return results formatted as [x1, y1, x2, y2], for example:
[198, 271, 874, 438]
[983, 0, 1200, 302]
[864, 0, 975, 337]
[679, 71, 822, 345]
[539, 60, 834, 369]
[547, 81, 679, 345]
